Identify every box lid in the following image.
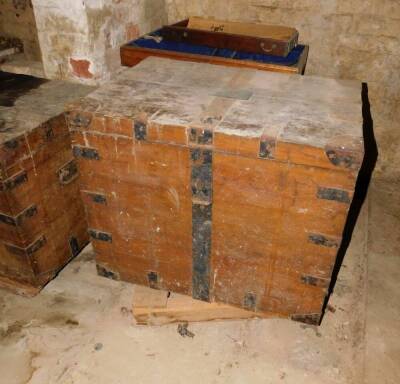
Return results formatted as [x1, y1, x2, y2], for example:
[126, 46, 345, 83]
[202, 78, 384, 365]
[0, 75, 93, 172]
[187, 16, 298, 41]
[0, 77, 93, 145]
[67, 57, 364, 171]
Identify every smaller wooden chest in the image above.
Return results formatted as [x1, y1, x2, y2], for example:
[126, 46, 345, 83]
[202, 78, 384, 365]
[121, 21, 308, 75]
[0, 74, 93, 295]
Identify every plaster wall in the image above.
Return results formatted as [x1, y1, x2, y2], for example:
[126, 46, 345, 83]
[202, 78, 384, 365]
[31, 0, 167, 82]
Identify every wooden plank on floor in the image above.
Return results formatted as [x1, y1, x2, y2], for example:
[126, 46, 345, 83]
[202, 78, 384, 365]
[132, 285, 276, 325]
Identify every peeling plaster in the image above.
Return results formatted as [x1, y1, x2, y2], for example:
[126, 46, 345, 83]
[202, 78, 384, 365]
[70, 58, 94, 79]
[31, 0, 168, 83]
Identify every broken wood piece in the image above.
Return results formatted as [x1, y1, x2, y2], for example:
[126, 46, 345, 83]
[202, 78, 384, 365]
[132, 285, 275, 325]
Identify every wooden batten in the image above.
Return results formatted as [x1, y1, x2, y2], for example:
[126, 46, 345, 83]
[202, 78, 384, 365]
[132, 285, 275, 325]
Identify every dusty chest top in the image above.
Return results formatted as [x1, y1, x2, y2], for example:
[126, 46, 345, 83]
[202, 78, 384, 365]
[0, 73, 94, 144]
[68, 57, 364, 171]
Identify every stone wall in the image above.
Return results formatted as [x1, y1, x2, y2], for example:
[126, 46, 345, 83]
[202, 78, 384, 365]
[0, 0, 41, 60]
[165, 0, 400, 180]
[32, 0, 167, 82]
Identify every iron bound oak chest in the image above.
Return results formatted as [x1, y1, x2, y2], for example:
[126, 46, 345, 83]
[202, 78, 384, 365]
[67, 57, 364, 323]
[0, 74, 92, 295]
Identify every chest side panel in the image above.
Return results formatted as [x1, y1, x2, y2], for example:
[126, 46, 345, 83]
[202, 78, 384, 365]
[76, 132, 193, 294]
[0, 241, 36, 283]
[211, 152, 356, 316]
[0, 116, 89, 289]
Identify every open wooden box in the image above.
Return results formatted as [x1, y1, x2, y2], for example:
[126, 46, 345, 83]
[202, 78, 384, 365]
[121, 21, 308, 75]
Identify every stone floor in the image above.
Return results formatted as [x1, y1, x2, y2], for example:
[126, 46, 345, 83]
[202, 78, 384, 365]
[364, 180, 400, 384]
[0, 179, 399, 384]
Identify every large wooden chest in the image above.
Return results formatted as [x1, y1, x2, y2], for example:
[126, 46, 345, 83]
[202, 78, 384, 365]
[68, 58, 364, 323]
[0, 74, 92, 295]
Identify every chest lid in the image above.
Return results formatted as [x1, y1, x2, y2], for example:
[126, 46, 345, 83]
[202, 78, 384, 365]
[68, 57, 364, 171]
[0, 74, 94, 170]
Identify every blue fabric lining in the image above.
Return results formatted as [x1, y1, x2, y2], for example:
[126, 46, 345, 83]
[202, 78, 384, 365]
[129, 30, 304, 66]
